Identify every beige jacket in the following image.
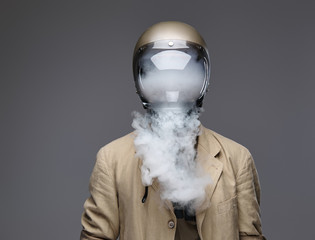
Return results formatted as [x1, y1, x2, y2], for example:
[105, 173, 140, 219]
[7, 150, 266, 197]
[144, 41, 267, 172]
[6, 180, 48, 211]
[80, 126, 266, 240]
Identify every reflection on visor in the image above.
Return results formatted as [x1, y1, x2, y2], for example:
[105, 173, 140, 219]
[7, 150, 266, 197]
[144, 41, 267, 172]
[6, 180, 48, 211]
[150, 50, 192, 70]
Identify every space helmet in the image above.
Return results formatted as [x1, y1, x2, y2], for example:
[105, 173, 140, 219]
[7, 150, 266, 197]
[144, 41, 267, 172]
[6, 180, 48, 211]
[133, 21, 210, 110]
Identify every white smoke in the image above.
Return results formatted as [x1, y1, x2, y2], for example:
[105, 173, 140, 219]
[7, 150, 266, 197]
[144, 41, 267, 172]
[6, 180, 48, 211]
[132, 108, 212, 211]
[140, 49, 206, 105]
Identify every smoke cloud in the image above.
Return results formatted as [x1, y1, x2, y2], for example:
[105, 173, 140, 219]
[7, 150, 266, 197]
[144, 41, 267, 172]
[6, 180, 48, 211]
[132, 108, 212, 211]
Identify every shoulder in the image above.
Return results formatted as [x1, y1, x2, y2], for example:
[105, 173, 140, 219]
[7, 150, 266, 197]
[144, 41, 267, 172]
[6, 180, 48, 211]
[211, 129, 250, 155]
[95, 132, 137, 174]
[94, 132, 139, 183]
[97, 132, 136, 159]
[201, 126, 253, 172]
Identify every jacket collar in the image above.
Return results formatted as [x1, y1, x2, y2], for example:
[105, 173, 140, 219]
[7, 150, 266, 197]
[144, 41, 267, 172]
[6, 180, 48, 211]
[195, 125, 223, 225]
[198, 124, 221, 158]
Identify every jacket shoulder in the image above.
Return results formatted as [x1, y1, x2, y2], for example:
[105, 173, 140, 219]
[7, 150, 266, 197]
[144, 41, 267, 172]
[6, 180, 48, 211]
[98, 132, 136, 157]
[203, 127, 253, 173]
[210, 129, 250, 154]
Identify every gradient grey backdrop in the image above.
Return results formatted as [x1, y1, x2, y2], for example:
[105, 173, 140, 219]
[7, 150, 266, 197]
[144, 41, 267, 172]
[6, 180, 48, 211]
[1, 0, 314, 239]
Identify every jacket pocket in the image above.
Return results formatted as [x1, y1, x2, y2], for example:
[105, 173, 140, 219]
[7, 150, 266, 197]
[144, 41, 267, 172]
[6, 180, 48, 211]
[215, 196, 239, 239]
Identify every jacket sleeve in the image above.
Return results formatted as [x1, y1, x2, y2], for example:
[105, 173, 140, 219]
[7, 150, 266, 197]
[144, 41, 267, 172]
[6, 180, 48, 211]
[236, 151, 266, 240]
[80, 147, 119, 240]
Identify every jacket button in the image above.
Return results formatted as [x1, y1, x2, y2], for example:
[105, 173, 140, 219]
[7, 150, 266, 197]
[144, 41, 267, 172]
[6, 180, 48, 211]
[168, 220, 175, 229]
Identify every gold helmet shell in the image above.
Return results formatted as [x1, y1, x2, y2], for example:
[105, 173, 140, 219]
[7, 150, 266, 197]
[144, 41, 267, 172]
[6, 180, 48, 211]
[133, 21, 208, 57]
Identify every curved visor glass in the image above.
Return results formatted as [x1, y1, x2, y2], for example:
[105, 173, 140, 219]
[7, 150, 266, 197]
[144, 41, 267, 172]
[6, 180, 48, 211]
[133, 39, 210, 108]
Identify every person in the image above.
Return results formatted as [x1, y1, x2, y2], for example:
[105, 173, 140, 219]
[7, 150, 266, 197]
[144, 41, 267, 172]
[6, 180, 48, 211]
[80, 21, 266, 240]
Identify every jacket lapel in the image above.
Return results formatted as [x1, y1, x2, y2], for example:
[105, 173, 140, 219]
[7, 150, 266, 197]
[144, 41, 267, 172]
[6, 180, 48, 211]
[195, 126, 223, 226]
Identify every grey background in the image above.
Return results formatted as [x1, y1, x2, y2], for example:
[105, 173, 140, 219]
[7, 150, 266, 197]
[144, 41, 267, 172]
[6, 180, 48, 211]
[1, 0, 314, 239]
